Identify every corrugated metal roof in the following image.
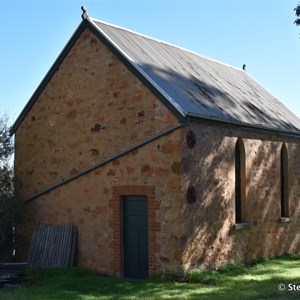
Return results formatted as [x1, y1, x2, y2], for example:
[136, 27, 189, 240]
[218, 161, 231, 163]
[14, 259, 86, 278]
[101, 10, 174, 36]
[91, 18, 300, 132]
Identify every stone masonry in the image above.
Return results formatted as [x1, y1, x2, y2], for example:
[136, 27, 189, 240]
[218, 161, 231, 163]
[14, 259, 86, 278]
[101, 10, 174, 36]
[181, 122, 300, 270]
[14, 26, 300, 277]
[15, 28, 179, 200]
[14, 28, 185, 275]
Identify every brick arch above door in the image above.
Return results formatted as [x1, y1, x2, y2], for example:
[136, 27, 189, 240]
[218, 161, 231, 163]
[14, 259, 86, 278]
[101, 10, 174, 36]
[109, 185, 160, 277]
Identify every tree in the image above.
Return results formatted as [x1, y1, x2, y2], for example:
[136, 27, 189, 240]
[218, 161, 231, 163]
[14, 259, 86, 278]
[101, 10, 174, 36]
[0, 114, 19, 260]
[295, 3, 300, 26]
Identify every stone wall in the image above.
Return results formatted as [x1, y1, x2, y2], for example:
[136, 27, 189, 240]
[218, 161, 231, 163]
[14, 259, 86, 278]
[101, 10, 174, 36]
[14, 28, 178, 199]
[182, 122, 300, 271]
[14, 24, 300, 276]
[18, 129, 184, 276]
[14, 27, 184, 275]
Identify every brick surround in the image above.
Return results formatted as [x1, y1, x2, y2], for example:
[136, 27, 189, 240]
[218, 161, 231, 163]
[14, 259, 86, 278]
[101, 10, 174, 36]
[109, 185, 160, 277]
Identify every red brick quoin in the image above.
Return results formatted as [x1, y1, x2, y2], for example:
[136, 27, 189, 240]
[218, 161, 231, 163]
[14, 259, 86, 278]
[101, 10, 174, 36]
[109, 185, 160, 277]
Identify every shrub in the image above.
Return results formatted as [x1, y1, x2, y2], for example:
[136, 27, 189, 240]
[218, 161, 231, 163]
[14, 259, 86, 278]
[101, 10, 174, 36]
[218, 262, 248, 276]
[277, 253, 300, 260]
[250, 256, 269, 266]
[186, 269, 220, 285]
[0, 114, 22, 261]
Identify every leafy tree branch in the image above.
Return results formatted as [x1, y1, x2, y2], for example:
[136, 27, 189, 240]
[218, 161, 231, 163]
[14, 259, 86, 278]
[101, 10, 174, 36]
[295, 3, 300, 26]
[0, 114, 21, 261]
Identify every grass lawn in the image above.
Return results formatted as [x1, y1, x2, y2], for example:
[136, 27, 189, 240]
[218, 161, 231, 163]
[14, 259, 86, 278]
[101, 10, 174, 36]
[1, 254, 300, 300]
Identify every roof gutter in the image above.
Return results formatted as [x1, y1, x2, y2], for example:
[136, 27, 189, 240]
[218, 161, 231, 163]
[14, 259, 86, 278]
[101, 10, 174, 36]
[187, 112, 300, 138]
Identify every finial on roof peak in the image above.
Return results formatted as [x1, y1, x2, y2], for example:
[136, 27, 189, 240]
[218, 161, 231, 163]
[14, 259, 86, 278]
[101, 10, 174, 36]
[81, 6, 89, 20]
[242, 64, 246, 71]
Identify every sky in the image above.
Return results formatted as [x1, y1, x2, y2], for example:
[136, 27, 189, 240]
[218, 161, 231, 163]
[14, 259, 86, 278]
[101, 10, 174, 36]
[1, 0, 300, 125]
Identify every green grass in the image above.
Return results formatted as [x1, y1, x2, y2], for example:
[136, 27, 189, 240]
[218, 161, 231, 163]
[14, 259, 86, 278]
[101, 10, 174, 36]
[1, 254, 300, 299]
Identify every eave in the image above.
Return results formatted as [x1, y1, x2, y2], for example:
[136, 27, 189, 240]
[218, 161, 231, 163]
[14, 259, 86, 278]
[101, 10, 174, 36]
[188, 112, 300, 138]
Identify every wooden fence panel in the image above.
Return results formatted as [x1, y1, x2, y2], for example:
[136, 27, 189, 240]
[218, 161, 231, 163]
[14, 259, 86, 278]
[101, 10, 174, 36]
[27, 223, 77, 268]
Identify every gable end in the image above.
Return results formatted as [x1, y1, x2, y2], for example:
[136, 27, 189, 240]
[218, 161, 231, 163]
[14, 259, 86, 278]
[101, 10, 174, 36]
[11, 21, 86, 134]
[11, 19, 186, 134]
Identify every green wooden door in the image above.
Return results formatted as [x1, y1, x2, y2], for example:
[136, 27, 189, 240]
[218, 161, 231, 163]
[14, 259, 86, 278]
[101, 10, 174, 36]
[123, 196, 148, 279]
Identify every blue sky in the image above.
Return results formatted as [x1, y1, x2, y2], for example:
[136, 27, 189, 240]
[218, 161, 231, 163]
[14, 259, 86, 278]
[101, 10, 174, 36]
[1, 0, 300, 123]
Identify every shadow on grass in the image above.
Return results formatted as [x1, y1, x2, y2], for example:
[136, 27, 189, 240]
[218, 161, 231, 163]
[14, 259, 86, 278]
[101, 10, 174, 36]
[1, 256, 300, 300]
[51, 275, 300, 300]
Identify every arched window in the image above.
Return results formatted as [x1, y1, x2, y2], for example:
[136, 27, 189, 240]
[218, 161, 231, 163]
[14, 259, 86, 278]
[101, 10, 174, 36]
[235, 138, 246, 223]
[280, 144, 289, 218]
